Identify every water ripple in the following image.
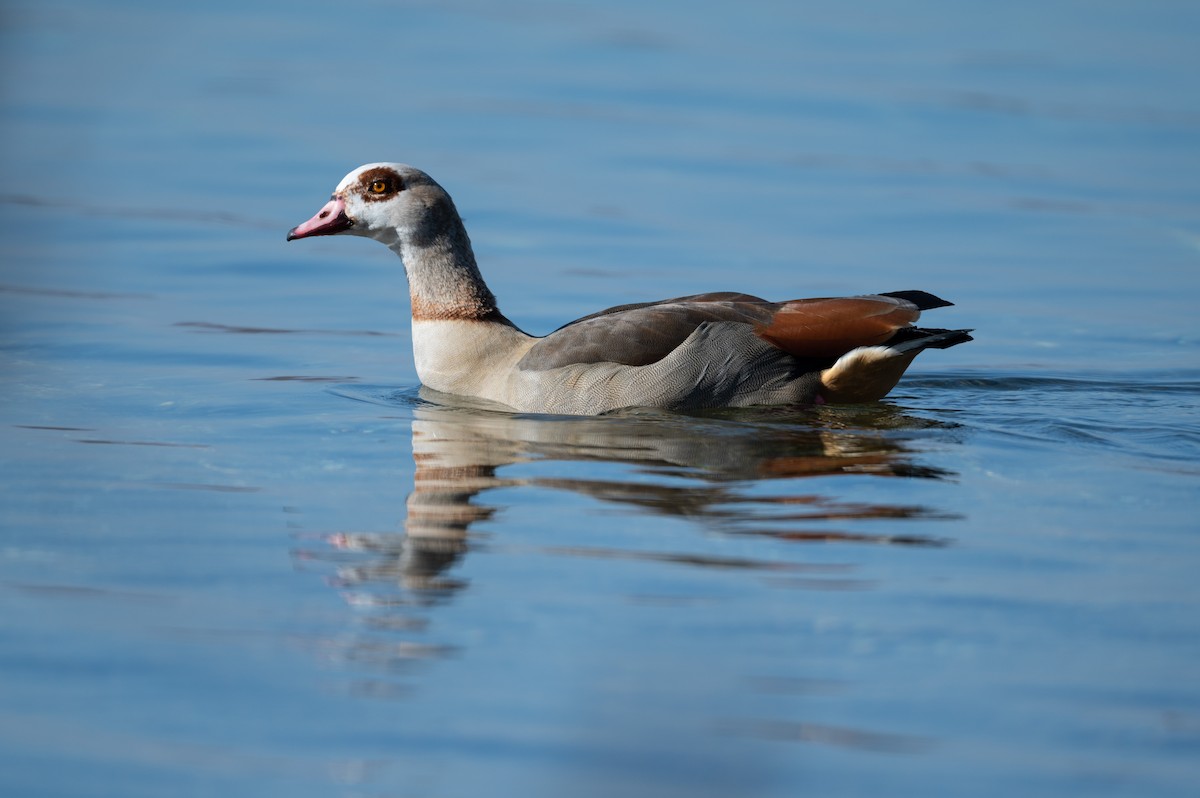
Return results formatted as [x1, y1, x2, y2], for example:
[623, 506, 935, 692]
[901, 371, 1200, 463]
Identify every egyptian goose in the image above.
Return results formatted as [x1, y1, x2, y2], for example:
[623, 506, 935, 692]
[287, 163, 971, 415]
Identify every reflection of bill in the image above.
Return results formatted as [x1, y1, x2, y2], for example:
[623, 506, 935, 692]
[322, 391, 957, 600]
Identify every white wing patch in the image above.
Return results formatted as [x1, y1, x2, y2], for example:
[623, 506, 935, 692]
[819, 346, 918, 404]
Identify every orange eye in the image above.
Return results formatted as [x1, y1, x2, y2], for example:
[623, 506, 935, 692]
[369, 180, 388, 194]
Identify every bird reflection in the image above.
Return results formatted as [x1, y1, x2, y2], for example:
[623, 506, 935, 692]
[293, 391, 962, 681]
[313, 390, 956, 604]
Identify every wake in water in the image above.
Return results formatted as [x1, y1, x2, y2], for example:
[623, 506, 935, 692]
[898, 370, 1200, 465]
[333, 369, 1200, 466]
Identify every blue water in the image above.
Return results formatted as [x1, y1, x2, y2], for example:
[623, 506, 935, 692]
[2, 1, 1199, 796]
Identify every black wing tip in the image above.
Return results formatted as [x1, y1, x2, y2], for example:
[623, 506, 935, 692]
[887, 327, 974, 352]
[881, 290, 955, 310]
[917, 328, 974, 349]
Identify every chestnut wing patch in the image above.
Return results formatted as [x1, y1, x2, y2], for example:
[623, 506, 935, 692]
[755, 296, 922, 359]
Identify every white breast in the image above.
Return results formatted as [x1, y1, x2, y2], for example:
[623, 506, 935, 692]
[410, 320, 536, 405]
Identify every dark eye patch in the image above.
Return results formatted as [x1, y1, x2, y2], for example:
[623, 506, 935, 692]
[357, 167, 404, 201]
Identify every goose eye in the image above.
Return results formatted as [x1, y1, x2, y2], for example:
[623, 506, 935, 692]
[369, 180, 389, 194]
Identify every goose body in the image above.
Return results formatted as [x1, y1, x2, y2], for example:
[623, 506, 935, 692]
[288, 163, 971, 415]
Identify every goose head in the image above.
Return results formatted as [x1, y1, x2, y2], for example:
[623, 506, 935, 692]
[287, 163, 499, 321]
[286, 163, 459, 248]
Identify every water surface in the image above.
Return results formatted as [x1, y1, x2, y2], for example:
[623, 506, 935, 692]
[2, 2, 1199, 796]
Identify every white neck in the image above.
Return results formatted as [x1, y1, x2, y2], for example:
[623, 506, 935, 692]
[380, 202, 534, 403]
[380, 195, 503, 323]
